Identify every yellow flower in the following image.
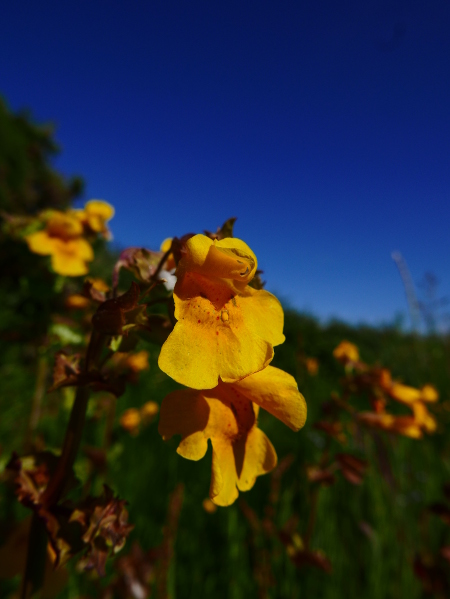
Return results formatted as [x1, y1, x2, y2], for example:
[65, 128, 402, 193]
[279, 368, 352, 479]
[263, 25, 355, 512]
[202, 498, 217, 513]
[158, 234, 285, 389]
[411, 401, 437, 433]
[73, 200, 115, 238]
[25, 211, 94, 276]
[160, 237, 176, 271]
[388, 383, 422, 404]
[140, 401, 159, 421]
[305, 357, 319, 376]
[358, 411, 423, 439]
[119, 408, 141, 435]
[65, 293, 91, 309]
[85, 277, 110, 293]
[420, 384, 439, 402]
[333, 341, 359, 364]
[125, 350, 150, 373]
[158, 366, 306, 506]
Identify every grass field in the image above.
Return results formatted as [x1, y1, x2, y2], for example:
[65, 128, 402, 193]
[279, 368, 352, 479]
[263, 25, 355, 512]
[1, 298, 449, 598]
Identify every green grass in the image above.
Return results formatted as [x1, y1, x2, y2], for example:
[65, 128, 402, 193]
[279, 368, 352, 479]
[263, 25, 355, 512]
[1, 308, 450, 598]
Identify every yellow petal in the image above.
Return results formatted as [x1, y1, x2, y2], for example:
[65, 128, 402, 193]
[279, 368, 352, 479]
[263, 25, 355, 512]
[238, 286, 285, 348]
[232, 366, 307, 431]
[236, 427, 277, 491]
[85, 199, 115, 221]
[126, 351, 149, 372]
[158, 389, 210, 460]
[180, 234, 257, 284]
[65, 294, 91, 309]
[209, 426, 277, 505]
[51, 255, 88, 276]
[412, 402, 437, 432]
[389, 383, 421, 404]
[421, 385, 439, 402]
[160, 237, 173, 253]
[120, 408, 141, 434]
[209, 437, 239, 506]
[46, 211, 83, 239]
[50, 239, 93, 276]
[158, 272, 277, 389]
[333, 341, 359, 363]
[25, 231, 59, 256]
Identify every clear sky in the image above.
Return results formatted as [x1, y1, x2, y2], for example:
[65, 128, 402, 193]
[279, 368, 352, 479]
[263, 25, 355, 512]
[1, 1, 449, 328]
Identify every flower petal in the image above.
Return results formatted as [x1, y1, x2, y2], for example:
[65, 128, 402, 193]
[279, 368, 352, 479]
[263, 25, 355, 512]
[239, 286, 285, 347]
[51, 252, 89, 276]
[232, 366, 307, 431]
[389, 383, 421, 404]
[158, 389, 210, 460]
[236, 427, 277, 492]
[51, 239, 94, 276]
[181, 234, 257, 284]
[209, 437, 239, 506]
[85, 199, 115, 221]
[158, 272, 276, 389]
[25, 231, 59, 256]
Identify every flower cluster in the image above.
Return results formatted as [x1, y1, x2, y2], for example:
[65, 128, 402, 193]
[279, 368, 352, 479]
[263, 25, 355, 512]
[25, 200, 114, 276]
[157, 233, 307, 505]
[332, 340, 439, 439]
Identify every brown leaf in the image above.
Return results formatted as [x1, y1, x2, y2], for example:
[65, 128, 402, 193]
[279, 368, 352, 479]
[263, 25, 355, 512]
[336, 453, 368, 485]
[50, 351, 81, 392]
[204, 217, 237, 240]
[306, 465, 336, 486]
[72, 485, 134, 577]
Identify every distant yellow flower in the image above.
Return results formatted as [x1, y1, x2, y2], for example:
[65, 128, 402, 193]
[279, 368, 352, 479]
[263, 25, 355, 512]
[202, 498, 217, 513]
[140, 401, 159, 422]
[160, 237, 176, 271]
[411, 401, 437, 433]
[25, 211, 94, 276]
[158, 234, 285, 389]
[305, 357, 319, 376]
[65, 294, 91, 309]
[125, 351, 150, 373]
[387, 382, 439, 405]
[85, 277, 110, 293]
[358, 411, 422, 439]
[73, 200, 114, 238]
[333, 341, 359, 365]
[359, 398, 436, 439]
[388, 383, 421, 404]
[119, 408, 141, 435]
[420, 384, 439, 403]
[158, 366, 306, 506]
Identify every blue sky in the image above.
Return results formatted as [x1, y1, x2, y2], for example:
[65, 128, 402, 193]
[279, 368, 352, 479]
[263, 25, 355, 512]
[2, 1, 450, 327]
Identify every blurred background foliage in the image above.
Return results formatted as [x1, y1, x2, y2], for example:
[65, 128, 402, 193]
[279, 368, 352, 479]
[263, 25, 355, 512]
[1, 98, 450, 598]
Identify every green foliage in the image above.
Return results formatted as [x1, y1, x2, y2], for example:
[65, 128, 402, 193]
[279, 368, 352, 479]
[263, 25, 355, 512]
[0, 97, 83, 215]
[1, 308, 450, 598]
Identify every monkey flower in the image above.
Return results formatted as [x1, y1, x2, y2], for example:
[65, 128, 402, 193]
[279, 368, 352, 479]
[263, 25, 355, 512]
[160, 237, 176, 271]
[158, 366, 306, 506]
[25, 211, 94, 276]
[73, 199, 115, 238]
[386, 382, 439, 405]
[158, 234, 285, 389]
[333, 341, 359, 365]
[359, 400, 436, 439]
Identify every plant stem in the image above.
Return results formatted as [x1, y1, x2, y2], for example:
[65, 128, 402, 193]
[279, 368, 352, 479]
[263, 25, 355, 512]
[20, 514, 48, 599]
[42, 385, 90, 506]
[24, 351, 48, 451]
